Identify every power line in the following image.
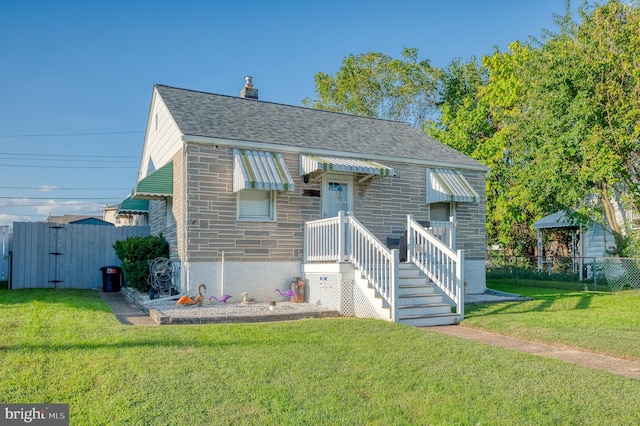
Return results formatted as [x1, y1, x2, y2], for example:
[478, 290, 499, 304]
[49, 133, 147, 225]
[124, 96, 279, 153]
[0, 186, 130, 190]
[0, 152, 138, 159]
[0, 197, 120, 201]
[0, 164, 136, 169]
[0, 131, 143, 138]
[0, 210, 107, 218]
[3, 157, 138, 163]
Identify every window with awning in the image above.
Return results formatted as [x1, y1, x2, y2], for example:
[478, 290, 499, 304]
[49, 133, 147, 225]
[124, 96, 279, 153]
[300, 155, 396, 180]
[426, 168, 478, 203]
[133, 161, 173, 200]
[233, 149, 295, 192]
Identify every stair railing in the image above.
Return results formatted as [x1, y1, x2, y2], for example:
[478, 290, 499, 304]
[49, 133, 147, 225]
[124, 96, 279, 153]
[304, 211, 400, 321]
[407, 214, 465, 318]
[347, 214, 400, 321]
[428, 220, 456, 249]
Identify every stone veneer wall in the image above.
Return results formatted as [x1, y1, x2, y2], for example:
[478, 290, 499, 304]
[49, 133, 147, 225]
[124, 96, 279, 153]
[182, 143, 316, 262]
[146, 150, 181, 258]
[178, 142, 487, 262]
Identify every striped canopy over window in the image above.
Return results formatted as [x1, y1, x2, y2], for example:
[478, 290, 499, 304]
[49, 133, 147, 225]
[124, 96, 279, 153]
[300, 155, 396, 177]
[426, 168, 478, 203]
[233, 149, 295, 192]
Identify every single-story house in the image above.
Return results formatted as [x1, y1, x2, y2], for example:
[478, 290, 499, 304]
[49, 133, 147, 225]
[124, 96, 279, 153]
[103, 198, 149, 227]
[126, 78, 489, 326]
[46, 215, 114, 226]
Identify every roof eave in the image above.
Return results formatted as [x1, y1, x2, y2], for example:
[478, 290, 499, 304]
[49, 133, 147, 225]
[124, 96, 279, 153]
[182, 135, 490, 173]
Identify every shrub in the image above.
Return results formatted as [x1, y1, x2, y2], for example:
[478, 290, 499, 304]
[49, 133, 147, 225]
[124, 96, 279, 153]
[113, 235, 169, 291]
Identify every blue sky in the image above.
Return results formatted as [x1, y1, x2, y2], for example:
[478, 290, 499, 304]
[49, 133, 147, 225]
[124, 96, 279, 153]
[0, 0, 574, 227]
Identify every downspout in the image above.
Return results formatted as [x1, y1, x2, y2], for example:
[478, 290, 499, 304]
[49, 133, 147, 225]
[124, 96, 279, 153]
[220, 251, 225, 298]
[181, 138, 190, 294]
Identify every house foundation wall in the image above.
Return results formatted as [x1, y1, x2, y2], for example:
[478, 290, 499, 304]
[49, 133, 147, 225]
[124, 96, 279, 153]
[183, 260, 302, 302]
[464, 258, 486, 294]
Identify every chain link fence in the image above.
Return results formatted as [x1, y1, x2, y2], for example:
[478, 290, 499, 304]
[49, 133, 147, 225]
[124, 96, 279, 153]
[486, 253, 640, 292]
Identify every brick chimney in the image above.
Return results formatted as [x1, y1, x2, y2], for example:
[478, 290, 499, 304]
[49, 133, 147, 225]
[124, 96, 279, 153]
[240, 76, 259, 99]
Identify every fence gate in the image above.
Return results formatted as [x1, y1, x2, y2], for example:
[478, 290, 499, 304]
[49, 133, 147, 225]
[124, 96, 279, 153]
[10, 222, 149, 290]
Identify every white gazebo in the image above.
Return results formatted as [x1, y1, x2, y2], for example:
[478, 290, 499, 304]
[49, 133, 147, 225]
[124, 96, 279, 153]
[534, 210, 617, 279]
[533, 211, 581, 275]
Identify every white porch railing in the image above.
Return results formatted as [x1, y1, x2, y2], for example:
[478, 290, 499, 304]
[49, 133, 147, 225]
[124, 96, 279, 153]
[304, 211, 400, 321]
[304, 212, 463, 322]
[407, 214, 464, 318]
[304, 215, 344, 262]
[428, 220, 456, 249]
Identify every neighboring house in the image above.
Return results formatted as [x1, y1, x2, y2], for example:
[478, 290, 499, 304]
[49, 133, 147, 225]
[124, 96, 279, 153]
[125, 78, 489, 326]
[610, 190, 640, 237]
[103, 200, 149, 227]
[46, 215, 113, 226]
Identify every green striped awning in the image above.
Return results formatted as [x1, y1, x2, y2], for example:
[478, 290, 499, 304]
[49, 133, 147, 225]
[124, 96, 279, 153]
[233, 149, 295, 192]
[426, 168, 478, 203]
[300, 155, 396, 177]
[133, 161, 173, 200]
[116, 195, 149, 214]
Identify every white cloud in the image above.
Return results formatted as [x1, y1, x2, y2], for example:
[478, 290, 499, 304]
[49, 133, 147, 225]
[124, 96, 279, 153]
[0, 213, 34, 227]
[0, 199, 106, 227]
[33, 200, 104, 216]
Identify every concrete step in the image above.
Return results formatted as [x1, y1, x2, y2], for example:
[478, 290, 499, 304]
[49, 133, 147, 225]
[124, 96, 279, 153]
[398, 303, 452, 316]
[399, 292, 442, 304]
[399, 313, 460, 327]
[398, 265, 423, 278]
[398, 276, 429, 286]
[362, 262, 459, 327]
[397, 284, 436, 297]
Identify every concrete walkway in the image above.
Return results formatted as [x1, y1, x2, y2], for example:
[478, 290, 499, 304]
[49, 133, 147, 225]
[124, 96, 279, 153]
[100, 290, 640, 380]
[100, 290, 157, 326]
[430, 325, 640, 380]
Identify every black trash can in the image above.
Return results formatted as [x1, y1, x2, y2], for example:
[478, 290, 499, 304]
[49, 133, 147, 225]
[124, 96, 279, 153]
[100, 266, 122, 292]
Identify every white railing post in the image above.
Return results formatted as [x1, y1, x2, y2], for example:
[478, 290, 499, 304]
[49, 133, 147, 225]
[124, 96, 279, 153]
[303, 222, 308, 262]
[406, 214, 414, 262]
[391, 248, 399, 322]
[338, 211, 345, 262]
[456, 249, 464, 319]
[449, 216, 456, 249]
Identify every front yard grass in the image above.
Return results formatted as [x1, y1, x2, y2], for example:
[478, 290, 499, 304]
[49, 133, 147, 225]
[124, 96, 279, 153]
[465, 279, 640, 361]
[1, 288, 640, 425]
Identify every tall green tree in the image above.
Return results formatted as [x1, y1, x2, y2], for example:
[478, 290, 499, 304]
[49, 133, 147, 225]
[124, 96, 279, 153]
[430, 1, 640, 254]
[516, 0, 640, 252]
[429, 44, 539, 254]
[307, 0, 640, 256]
[575, 0, 640, 245]
[303, 48, 440, 128]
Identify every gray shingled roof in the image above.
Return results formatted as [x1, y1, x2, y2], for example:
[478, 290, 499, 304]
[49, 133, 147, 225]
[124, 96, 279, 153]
[155, 84, 486, 170]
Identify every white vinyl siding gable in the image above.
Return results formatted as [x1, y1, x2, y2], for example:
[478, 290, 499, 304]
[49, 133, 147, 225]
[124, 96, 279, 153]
[139, 89, 184, 179]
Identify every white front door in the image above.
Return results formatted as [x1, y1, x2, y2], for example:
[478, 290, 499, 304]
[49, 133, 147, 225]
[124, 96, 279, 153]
[322, 174, 354, 218]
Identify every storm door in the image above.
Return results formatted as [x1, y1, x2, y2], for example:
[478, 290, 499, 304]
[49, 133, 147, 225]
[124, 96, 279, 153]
[322, 174, 354, 218]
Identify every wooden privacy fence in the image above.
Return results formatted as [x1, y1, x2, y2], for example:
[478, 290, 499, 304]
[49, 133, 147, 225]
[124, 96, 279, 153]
[11, 222, 149, 290]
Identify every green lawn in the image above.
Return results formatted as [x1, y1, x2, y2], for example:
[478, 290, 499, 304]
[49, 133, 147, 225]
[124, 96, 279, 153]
[465, 279, 640, 361]
[2, 289, 640, 425]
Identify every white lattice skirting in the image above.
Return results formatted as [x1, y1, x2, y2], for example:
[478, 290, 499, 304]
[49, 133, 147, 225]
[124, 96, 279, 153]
[306, 273, 382, 319]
